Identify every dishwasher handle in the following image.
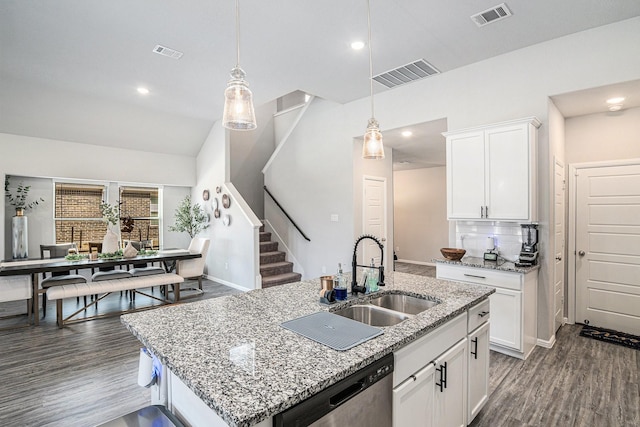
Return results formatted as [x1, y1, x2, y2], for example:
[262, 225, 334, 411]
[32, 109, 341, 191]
[329, 379, 366, 408]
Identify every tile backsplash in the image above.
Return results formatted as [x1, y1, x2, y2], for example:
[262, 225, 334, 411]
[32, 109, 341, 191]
[455, 221, 523, 262]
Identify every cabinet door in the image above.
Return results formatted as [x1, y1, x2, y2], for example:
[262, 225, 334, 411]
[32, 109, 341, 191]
[393, 363, 436, 427]
[433, 339, 467, 427]
[446, 131, 485, 219]
[484, 124, 530, 220]
[468, 321, 490, 423]
[489, 288, 522, 350]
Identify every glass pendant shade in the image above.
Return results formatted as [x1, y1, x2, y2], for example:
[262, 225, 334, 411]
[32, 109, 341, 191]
[222, 66, 256, 131]
[362, 118, 384, 159]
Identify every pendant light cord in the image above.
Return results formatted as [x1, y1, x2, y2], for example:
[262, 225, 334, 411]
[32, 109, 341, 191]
[367, 0, 374, 119]
[235, 0, 241, 67]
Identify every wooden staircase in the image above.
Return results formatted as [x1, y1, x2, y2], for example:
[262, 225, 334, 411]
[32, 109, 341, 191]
[260, 226, 302, 288]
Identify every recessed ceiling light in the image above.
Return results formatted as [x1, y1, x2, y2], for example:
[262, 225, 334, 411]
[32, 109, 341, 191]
[401, 130, 413, 137]
[606, 97, 625, 104]
[608, 104, 623, 112]
[137, 87, 150, 95]
[351, 41, 365, 50]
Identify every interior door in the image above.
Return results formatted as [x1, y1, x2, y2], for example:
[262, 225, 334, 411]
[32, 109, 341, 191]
[575, 164, 640, 334]
[554, 159, 565, 332]
[363, 176, 386, 268]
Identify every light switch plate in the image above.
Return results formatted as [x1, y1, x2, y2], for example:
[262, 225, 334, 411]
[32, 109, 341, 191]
[330, 214, 339, 222]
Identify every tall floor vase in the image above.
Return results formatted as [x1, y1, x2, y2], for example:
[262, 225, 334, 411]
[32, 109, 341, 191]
[12, 208, 28, 259]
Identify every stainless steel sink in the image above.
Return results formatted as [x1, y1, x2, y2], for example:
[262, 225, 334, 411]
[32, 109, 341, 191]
[368, 294, 439, 315]
[332, 304, 411, 327]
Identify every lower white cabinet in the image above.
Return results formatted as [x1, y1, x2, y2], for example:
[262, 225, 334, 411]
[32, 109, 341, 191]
[433, 339, 468, 427]
[393, 301, 490, 427]
[437, 263, 538, 360]
[467, 321, 490, 423]
[393, 362, 436, 427]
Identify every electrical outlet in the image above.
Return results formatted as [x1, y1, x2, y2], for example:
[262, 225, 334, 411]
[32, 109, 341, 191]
[330, 214, 339, 222]
[321, 266, 326, 274]
[396, 246, 400, 252]
[224, 262, 228, 270]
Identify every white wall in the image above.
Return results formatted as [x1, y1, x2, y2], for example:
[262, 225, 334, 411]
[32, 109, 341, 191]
[264, 97, 354, 279]
[161, 186, 193, 251]
[195, 121, 262, 290]
[394, 167, 448, 264]
[0, 133, 196, 257]
[230, 100, 277, 219]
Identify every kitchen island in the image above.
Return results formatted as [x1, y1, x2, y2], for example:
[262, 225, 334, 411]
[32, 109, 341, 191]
[121, 271, 494, 426]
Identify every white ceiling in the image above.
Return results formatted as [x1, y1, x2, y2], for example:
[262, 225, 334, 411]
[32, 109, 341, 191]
[1, 1, 640, 157]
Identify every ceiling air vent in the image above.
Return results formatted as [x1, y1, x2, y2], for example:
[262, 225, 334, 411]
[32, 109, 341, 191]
[471, 3, 512, 27]
[373, 59, 440, 89]
[152, 44, 183, 59]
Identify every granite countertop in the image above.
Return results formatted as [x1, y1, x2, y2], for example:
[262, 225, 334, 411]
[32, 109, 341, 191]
[120, 271, 494, 427]
[434, 256, 540, 274]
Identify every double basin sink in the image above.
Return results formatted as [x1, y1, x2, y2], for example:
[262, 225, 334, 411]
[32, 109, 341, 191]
[332, 293, 439, 327]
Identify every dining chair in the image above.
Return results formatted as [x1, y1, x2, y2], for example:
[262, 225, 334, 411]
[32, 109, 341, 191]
[40, 243, 87, 317]
[0, 275, 32, 330]
[175, 237, 210, 294]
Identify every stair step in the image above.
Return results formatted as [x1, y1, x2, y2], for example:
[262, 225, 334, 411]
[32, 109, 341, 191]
[260, 241, 278, 253]
[260, 251, 286, 265]
[260, 261, 294, 277]
[259, 224, 265, 232]
[259, 231, 272, 242]
[262, 272, 302, 288]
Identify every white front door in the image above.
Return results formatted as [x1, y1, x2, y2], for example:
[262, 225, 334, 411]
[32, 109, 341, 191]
[575, 163, 640, 334]
[363, 176, 386, 267]
[554, 159, 565, 332]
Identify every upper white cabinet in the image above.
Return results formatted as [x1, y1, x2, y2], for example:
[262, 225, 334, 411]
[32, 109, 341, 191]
[444, 117, 541, 221]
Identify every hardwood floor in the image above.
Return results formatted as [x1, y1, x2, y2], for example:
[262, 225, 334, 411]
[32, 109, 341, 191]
[471, 324, 640, 427]
[2, 278, 638, 427]
[394, 261, 436, 277]
[0, 279, 241, 427]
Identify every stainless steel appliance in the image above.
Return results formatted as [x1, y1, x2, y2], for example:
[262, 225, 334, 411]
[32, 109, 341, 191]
[274, 353, 394, 426]
[517, 223, 539, 266]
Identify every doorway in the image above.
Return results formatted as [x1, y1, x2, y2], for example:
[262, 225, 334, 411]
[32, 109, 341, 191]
[569, 160, 640, 335]
[362, 176, 386, 267]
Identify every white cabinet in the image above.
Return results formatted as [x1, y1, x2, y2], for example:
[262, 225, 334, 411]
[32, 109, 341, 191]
[393, 362, 436, 427]
[467, 321, 490, 423]
[433, 339, 468, 427]
[444, 117, 540, 221]
[437, 263, 538, 360]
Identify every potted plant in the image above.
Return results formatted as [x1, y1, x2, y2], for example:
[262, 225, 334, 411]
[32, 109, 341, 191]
[169, 195, 209, 238]
[4, 175, 44, 216]
[100, 201, 121, 253]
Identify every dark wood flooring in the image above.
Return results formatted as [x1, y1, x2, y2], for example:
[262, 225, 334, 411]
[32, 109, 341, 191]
[0, 278, 241, 427]
[394, 261, 436, 277]
[2, 278, 638, 427]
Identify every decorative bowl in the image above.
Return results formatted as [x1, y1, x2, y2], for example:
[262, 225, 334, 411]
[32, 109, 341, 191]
[440, 248, 466, 261]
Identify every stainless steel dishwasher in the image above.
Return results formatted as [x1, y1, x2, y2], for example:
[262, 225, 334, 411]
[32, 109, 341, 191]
[274, 353, 394, 426]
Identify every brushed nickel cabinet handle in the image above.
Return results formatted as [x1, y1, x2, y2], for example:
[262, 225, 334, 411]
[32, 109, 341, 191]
[464, 273, 486, 279]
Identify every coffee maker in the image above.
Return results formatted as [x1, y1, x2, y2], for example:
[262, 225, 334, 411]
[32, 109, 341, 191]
[517, 224, 539, 266]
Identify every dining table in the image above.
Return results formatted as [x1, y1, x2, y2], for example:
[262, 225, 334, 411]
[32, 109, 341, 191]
[0, 249, 201, 325]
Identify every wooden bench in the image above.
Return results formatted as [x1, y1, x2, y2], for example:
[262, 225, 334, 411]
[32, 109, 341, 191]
[47, 273, 184, 327]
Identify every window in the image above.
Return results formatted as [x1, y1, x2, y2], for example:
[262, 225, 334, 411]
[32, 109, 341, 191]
[54, 183, 107, 251]
[118, 186, 160, 248]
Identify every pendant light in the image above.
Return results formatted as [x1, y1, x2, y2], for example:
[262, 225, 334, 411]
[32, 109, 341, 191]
[222, 0, 256, 130]
[362, 0, 384, 159]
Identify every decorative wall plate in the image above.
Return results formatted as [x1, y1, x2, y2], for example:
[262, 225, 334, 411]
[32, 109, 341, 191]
[202, 189, 210, 201]
[215, 186, 222, 194]
[222, 194, 231, 209]
[213, 197, 219, 209]
[223, 214, 231, 226]
[214, 208, 221, 219]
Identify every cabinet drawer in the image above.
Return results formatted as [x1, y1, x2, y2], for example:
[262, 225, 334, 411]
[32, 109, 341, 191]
[394, 313, 466, 388]
[468, 299, 490, 333]
[437, 264, 523, 291]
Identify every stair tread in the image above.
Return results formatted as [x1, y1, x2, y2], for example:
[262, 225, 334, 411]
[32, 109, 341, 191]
[260, 261, 293, 268]
[262, 272, 301, 284]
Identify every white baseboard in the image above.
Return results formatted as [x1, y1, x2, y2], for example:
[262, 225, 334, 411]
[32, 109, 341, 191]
[205, 274, 252, 292]
[536, 335, 556, 349]
[396, 259, 436, 267]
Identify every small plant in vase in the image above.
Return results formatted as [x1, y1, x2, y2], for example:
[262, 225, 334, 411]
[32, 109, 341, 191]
[169, 195, 209, 238]
[100, 201, 121, 253]
[4, 175, 44, 216]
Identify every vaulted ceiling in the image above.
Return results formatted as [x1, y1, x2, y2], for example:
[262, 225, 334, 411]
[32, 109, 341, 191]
[1, 1, 639, 157]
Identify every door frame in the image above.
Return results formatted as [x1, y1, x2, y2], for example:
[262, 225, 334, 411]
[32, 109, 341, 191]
[553, 157, 565, 331]
[567, 158, 640, 324]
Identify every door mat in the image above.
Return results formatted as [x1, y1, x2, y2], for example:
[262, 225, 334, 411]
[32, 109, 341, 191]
[580, 325, 640, 351]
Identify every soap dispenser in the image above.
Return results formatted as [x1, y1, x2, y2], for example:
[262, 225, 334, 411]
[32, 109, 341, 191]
[367, 258, 379, 293]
